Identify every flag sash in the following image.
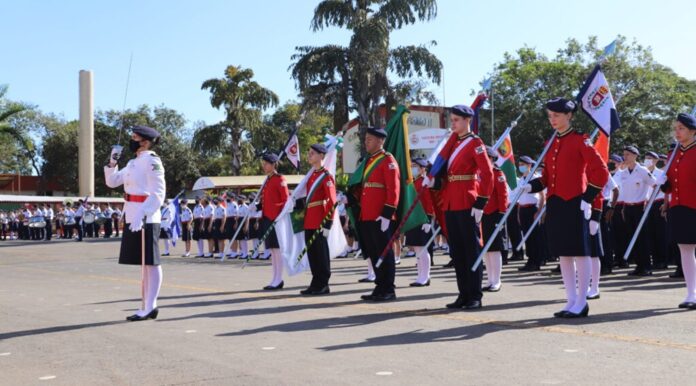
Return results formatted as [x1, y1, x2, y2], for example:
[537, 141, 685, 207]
[447, 136, 475, 171]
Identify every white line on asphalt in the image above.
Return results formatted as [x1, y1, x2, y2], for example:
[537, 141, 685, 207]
[261, 347, 275, 350]
[376, 371, 393, 376]
[0, 352, 10, 356]
[38, 375, 56, 380]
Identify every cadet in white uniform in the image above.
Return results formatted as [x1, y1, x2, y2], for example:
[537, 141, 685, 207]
[104, 125, 166, 322]
[192, 199, 205, 257]
[223, 195, 239, 258]
[179, 199, 193, 257]
[160, 201, 173, 256]
[613, 146, 656, 275]
[202, 198, 215, 257]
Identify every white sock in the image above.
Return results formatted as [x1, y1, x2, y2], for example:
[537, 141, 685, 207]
[678, 244, 696, 302]
[144, 265, 162, 312]
[488, 251, 502, 288]
[241, 240, 248, 255]
[572, 256, 591, 313]
[483, 254, 492, 286]
[270, 248, 283, 286]
[223, 240, 231, 255]
[196, 239, 204, 255]
[163, 240, 170, 254]
[559, 257, 577, 311]
[589, 258, 601, 296]
[366, 258, 376, 279]
[253, 239, 259, 250]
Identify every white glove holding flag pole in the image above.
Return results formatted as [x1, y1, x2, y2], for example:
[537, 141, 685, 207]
[110, 145, 123, 167]
[580, 200, 592, 220]
[377, 216, 390, 232]
[422, 175, 435, 188]
[654, 172, 667, 186]
[421, 222, 431, 233]
[471, 208, 483, 224]
[589, 220, 599, 235]
[249, 203, 257, 212]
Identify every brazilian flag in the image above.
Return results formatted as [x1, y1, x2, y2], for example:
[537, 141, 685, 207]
[347, 105, 428, 239]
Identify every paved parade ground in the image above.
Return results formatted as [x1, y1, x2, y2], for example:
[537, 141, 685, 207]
[2, 239, 695, 385]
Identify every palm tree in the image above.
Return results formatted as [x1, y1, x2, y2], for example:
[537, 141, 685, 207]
[195, 65, 279, 175]
[290, 0, 442, 154]
[0, 85, 32, 174]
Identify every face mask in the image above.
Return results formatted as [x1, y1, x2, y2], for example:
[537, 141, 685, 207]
[656, 161, 665, 169]
[643, 159, 654, 167]
[129, 139, 142, 152]
[518, 165, 529, 174]
[411, 167, 420, 176]
[608, 163, 616, 172]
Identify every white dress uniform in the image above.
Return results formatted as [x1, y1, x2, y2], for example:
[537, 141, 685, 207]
[180, 205, 193, 243]
[104, 150, 166, 266]
[44, 207, 54, 240]
[213, 204, 226, 241]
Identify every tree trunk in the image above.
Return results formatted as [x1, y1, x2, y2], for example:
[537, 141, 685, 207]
[230, 127, 242, 176]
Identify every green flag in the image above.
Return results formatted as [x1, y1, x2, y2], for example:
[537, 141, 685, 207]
[494, 133, 518, 189]
[384, 105, 428, 233]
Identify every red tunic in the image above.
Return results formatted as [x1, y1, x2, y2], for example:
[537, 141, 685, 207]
[358, 150, 400, 221]
[663, 141, 696, 210]
[531, 129, 609, 202]
[414, 176, 435, 217]
[260, 173, 289, 220]
[304, 168, 337, 230]
[440, 133, 494, 211]
[484, 168, 509, 215]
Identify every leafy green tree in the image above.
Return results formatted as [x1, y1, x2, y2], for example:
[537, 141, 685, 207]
[195, 65, 279, 175]
[480, 36, 696, 159]
[290, 0, 442, 155]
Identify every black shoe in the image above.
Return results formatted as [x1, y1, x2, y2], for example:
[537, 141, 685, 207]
[360, 294, 376, 301]
[653, 263, 668, 270]
[669, 271, 684, 279]
[126, 308, 159, 322]
[372, 293, 396, 302]
[600, 267, 613, 275]
[678, 301, 696, 309]
[551, 265, 561, 273]
[509, 255, 524, 261]
[482, 285, 501, 292]
[518, 264, 540, 272]
[464, 300, 482, 310]
[358, 277, 375, 283]
[690, 303, 696, 310]
[442, 260, 454, 268]
[553, 310, 570, 318]
[628, 269, 652, 277]
[263, 281, 284, 290]
[446, 296, 466, 309]
[586, 293, 600, 300]
[300, 287, 314, 295]
[563, 304, 589, 318]
[409, 279, 431, 287]
[309, 286, 330, 295]
[616, 261, 629, 268]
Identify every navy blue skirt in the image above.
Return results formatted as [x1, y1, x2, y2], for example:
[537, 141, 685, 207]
[482, 212, 505, 252]
[668, 206, 696, 245]
[119, 223, 161, 265]
[405, 224, 431, 246]
[546, 195, 591, 257]
[590, 232, 602, 258]
[260, 217, 279, 249]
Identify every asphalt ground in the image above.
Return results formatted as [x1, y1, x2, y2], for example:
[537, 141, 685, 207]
[1, 238, 695, 385]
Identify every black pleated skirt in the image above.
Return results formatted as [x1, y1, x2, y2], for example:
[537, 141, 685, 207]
[182, 222, 191, 241]
[192, 219, 202, 240]
[546, 195, 590, 257]
[482, 212, 505, 252]
[119, 223, 161, 265]
[249, 218, 260, 239]
[201, 219, 211, 239]
[159, 227, 171, 239]
[260, 217, 279, 249]
[405, 223, 431, 246]
[224, 218, 235, 239]
[668, 206, 696, 245]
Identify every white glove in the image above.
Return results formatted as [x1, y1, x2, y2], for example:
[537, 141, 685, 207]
[422, 175, 435, 188]
[377, 216, 390, 232]
[654, 173, 667, 186]
[580, 200, 592, 220]
[519, 183, 532, 194]
[589, 220, 599, 236]
[340, 195, 348, 204]
[249, 203, 257, 212]
[471, 208, 483, 224]
[322, 228, 331, 238]
[129, 214, 144, 233]
[109, 145, 123, 167]
[421, 222, 432, 233]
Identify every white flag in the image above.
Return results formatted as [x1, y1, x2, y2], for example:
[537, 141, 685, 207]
[284, 134, 300, 169]
[577, 64, 621, 137]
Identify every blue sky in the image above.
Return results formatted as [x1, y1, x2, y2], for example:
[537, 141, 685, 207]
[2, 0, 695, 126]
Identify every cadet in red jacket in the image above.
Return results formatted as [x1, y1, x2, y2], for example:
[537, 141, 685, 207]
[523, 98, 609, 318]
[298, 143, 336, 296]
[256, 153, 290, 290]
[656, 113, 696, 309]
[406, 157, 436, 287]
[482, 146, 509, 292]
[355, 127, 400, 302]
[425, 104, 494, 310]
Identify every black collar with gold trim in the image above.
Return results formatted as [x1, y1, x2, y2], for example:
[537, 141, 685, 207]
[457, 132, 474, 141]
[680, 140, 696, 152]
[557, 127, 575, 138]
